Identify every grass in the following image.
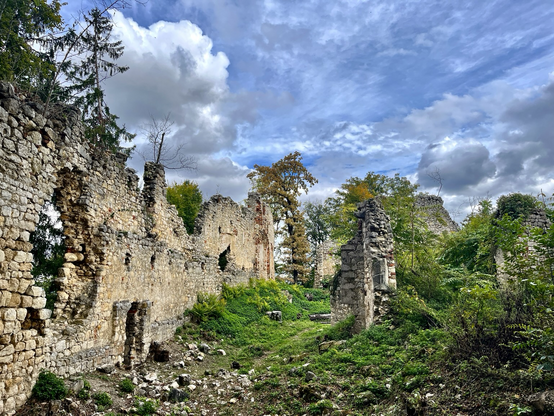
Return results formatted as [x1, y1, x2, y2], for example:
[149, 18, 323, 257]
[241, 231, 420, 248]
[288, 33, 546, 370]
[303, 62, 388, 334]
[176, 278, 549, 415]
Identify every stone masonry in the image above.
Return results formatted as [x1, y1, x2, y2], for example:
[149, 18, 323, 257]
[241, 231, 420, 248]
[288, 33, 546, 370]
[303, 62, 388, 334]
[314, 240, 339, 288]
[330, 198, 396, 333]
[0, 82, 274, 415]
[415, 194, 459, 234]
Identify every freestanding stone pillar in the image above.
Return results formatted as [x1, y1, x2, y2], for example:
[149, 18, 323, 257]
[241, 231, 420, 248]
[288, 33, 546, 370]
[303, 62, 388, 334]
[330, 198, 396, 333]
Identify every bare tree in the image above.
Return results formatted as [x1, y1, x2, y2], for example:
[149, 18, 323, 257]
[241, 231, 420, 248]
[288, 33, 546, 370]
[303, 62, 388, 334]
[427, 167, 443, 197]
[139, 114, 197, 170]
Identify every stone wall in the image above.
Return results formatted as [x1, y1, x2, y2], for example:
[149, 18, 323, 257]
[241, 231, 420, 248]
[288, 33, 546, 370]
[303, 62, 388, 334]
[0, 83, 274, 415]
[495, 208, 551, 283]
[330, 198, 396, 333]
[415, 194, 459, 234]
[314, 240, 339, 288]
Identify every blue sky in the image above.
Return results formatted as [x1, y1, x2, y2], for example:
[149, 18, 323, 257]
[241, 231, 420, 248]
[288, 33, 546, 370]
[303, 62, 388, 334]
[63, 0, 554, 219]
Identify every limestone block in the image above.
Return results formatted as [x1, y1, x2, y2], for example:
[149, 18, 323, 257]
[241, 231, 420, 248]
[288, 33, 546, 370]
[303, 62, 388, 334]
[0, 105, 8, 122]
[0, 250, 4, 262]
[0, 290, 10, 306]
[0, 344, 14, 357]
[17, 279, 32, 294]
[13, 251, 27, 263]
[8, 293, 20, 307]
[64, 252, 84, 262]
[16, 308, 26, 321]
[57, 291, 69, 302]
[8, 279, 18, 291]
[31, 297, 46, 309]
[25, 286, 44, 297]
[27, 131, 41, 146]
[14, 342, 25, 352]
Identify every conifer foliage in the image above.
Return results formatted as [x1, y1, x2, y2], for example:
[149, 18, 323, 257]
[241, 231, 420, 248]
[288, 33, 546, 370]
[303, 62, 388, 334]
[64, 7, 134, 153]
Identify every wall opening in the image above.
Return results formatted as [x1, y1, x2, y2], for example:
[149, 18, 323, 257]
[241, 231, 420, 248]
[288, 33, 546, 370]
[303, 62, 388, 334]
[218, 245, 230, 271]
[30, 198, 65, 310]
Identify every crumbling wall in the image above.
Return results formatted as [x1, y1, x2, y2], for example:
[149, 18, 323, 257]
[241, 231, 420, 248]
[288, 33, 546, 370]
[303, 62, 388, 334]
[495, 208, 551, 283]
[330, 198, 396, 333]
[415, 194, 458, 234]
[314, 240, 339, 288]
[194, 192, 274, 283]
[0, 83, 274, 415]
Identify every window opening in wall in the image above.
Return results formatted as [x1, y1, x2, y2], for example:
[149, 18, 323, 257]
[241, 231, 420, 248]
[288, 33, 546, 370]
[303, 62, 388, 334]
[30, 198, 65, 310]
[125, 253, 132, 270]
[150, 254, 156, 269]
[218, 245, 230, 271]
[218, 226, 222, 233]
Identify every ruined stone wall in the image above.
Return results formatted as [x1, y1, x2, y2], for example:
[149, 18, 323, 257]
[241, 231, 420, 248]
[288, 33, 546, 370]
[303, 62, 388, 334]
[314, 240, 339, 288]
[0, 83, 274, 415]
[330, 198, 396, 333]
[415, 194, 458, 234]
[495, 208, 551, 283]
[194, 192, 274, 283]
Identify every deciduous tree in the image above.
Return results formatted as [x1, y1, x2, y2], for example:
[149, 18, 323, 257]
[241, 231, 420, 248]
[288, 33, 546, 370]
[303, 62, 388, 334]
[247, 151, 317, 284]
[166, 180, 203, 234]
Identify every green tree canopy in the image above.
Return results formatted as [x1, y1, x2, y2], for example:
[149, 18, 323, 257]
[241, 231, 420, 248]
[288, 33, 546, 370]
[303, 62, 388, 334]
[166, 180, 203, 234]
[0, 0, 63, 85]
[247, 151, 317, 284]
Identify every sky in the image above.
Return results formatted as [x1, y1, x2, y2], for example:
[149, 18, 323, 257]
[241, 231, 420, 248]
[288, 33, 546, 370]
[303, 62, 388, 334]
[63, 0, 554, 221]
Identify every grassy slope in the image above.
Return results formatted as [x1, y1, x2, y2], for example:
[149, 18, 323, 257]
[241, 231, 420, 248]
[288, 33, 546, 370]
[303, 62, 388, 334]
[184, 279, 554, 415]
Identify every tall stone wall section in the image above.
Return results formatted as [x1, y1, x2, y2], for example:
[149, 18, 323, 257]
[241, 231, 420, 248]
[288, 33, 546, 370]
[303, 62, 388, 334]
[415, 194, 458, 234]
[0, 83, 274, 415]
[330, 198, 396, 333]
[314, 240, 339, 288]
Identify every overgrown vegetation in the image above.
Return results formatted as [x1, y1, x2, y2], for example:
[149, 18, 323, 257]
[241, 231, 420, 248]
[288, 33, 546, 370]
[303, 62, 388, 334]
[166, 180, 203, 234]
[32, 371, 67, 401]
[177, 189, 554, 415]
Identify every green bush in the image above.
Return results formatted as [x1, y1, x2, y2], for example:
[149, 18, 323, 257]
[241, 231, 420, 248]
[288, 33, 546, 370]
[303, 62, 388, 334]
[77, 379, 91, 399]
[496, 193, 537, 220]
[94, 391, 112, 407]
[187, 293, 226, 323]
[32, 371, 68, 401]
[133, 397, 159, 416]
[119, 378, 135, 393]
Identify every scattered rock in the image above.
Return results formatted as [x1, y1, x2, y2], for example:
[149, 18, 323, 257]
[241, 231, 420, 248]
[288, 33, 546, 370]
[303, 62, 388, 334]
[97, 365, 115, 374]
[216, 349, 226, 356]
[305, 293, 313, 301]
[178, 374, 191, 386]
[528, 390, 554, 414]
[144, 373, 158, 382]
[265, 310, 282, 322]
[231, 361, 241, 369]
[199, 343, 211, 353]
[305, 371, 317, 382]
[168, 388, 190, 403]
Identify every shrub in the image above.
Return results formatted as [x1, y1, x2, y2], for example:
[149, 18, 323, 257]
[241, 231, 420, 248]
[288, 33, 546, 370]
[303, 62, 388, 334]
[187, 293, 226, 323]
[77, 379, 91, 399]
[93, 391, 112, 407]
[119, 378, 135, 393]
[32, 371, 68, 401]
[133, 397, 159, 416]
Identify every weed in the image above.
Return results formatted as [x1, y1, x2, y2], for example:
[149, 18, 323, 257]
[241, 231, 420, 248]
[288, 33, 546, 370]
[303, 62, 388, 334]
[119, 377, 135, 393]
[93, 391, 112, 408]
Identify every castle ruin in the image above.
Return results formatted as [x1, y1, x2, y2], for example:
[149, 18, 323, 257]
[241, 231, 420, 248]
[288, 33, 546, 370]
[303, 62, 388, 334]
[0, 83, 274, 415]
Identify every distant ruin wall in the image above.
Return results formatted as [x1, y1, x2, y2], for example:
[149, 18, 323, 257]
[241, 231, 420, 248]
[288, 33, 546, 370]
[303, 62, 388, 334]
[330, 198, 396, 333]
[415, 194, 458, 234]
[0, 83, 274, 415]
[495, 208, 551, 283]
[314, 240, 339, 288]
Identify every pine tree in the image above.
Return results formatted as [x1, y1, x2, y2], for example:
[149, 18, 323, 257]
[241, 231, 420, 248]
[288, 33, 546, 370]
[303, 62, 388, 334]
[65, 7, 134, 153]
